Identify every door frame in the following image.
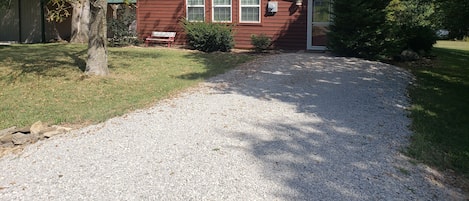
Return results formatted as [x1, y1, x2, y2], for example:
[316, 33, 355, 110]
[306, 0, 329, 51]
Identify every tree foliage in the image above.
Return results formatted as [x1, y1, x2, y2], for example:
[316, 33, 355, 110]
[327, 0, 437, 60]
[386, 0, 437, 54]
[46, 0, 72, 23]
[434, 0, 469, 39]
[44, 0, 90, 43]
[327, 0, 392, 59]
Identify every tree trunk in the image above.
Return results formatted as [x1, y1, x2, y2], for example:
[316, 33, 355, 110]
[86, 0, 108, 76]
[70, 0, 90, 43]
[110, 4, 120, 20]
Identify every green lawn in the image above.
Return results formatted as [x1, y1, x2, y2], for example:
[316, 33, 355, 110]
[0, 44, 255, 129]
[407, 41, 469, 177]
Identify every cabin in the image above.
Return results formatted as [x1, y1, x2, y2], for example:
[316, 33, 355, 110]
[137, 0, 332, 50]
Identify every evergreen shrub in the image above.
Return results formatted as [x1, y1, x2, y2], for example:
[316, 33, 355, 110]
[181, 19, 234, 52]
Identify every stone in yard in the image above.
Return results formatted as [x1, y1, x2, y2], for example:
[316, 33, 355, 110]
[0, 141, 14, 148]
[30, 121, 46, 135]
[51, 125, 72, 133]
[43, 130, 63, 138]
[0, 126, 17, 137]
[0, 133, 13, 144]
[12, 133, 33, 145]
[400, 49, 420, 61]
[16, 126, 31, 133]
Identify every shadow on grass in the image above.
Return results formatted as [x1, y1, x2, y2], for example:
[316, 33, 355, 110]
[0, 44, 166, 81]
[0, 44, 88, 81]
[407, 47, 469, 175]
[107, 49, 163, 71]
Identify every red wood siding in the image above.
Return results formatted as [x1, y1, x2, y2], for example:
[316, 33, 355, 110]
[137, 0, 186, 42]
[137, 0, 307, 50]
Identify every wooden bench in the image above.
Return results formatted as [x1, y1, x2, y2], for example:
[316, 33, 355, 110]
[145, 31, 176, 47]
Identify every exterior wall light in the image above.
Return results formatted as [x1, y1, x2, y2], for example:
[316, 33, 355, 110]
[296, 0, 302, 6]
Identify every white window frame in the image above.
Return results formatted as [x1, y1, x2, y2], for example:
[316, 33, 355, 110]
[186, 0, 205, 22]
[212, 0, 232, 23]
[239, 0, 261, 23]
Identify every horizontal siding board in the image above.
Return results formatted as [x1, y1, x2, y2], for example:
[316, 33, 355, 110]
[137, 0, 309, 49]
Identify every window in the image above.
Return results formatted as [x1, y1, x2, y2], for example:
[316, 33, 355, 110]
[187, 0, 205, 22]
[240, 0, 260, 23]
[313, 0, 331, 23]
[213, 0, 232, 22]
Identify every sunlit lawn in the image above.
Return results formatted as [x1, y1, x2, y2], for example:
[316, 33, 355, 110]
[407, 40, 469, 177]
[0, 44, 255, 129]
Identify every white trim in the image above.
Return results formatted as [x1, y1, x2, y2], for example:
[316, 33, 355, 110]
[186, 0, 205, 22]
[307, 0, 313, 50]
[212, 0, 232, 22]
[239, 0, 261, 23]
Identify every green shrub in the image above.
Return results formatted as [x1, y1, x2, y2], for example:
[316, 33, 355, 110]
[327, 0, 392, 60]
[328, 0, 438, 60]
[108, 6, 139, 47]
[386, 0, 437, 54]
[180, 19, 234, 52]
[406, 26, 437, 53]
[108, 19, 139, 47]
[251, 34, 271, 52]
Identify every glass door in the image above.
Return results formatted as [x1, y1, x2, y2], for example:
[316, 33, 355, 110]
[307, 0, 332, 50]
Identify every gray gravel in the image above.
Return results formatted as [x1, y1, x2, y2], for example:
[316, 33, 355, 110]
[0, 53, 465, 200]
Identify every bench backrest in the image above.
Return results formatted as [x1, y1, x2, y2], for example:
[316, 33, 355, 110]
[151, 31, 176, 38]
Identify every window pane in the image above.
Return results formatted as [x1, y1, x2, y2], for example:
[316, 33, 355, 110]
[188, 0, 204, 6]
[214, 7, 231, 21]
[188, 7, 204, 21]
[313, 0, 331, 22]
[241, 7, 259, 21]
[214, 0, 230, 5]
[241, 0, 259, 5]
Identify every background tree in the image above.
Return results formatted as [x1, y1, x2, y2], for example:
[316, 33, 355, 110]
[46, 0, 90, 43]
[386, 0, 437, 54]
[435, 0, 469, 39]
[86, 0, 108, 76]
[69, 0, 90, 43]
[328, 0, 438, 60]
[46, 0, 72, 41]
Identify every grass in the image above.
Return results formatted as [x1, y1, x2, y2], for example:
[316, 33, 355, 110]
[0, 44, 255, 129]
[405, 40, 469, 177]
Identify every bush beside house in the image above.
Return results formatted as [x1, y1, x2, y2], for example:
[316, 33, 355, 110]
[180, 19, 234, 53]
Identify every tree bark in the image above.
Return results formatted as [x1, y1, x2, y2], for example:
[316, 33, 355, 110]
[110, 4, 120, 19]
[70, 0, 90, 43]
[86, 0, 108, 76]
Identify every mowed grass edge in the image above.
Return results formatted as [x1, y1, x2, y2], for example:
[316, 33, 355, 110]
[406, 41, 469, 183]
[0, 44, 256, 129]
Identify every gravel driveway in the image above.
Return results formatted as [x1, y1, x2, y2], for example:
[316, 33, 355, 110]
[0, 53, 465, 200]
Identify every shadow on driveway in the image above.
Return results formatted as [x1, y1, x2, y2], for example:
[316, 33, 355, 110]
[204, 53, 458, 200]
